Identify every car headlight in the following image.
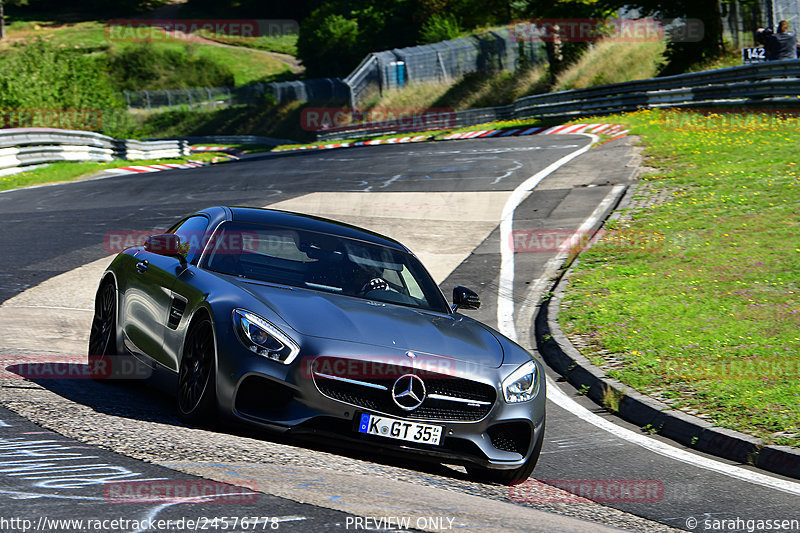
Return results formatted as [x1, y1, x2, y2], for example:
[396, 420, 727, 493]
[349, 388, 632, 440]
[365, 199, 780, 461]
[233, 309, 299, 364]
[502, 360, 539, 403]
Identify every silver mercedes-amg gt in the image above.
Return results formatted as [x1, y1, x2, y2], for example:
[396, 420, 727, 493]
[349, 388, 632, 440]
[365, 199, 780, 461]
[89, 206, 546, 484]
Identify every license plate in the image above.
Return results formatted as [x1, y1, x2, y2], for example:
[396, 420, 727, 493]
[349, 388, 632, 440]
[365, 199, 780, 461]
[358, 413, 443, 446]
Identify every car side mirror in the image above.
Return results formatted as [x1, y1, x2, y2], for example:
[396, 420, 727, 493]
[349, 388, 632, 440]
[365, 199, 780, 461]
[452, 286, 481, 312]
[144, 234, 188, 266]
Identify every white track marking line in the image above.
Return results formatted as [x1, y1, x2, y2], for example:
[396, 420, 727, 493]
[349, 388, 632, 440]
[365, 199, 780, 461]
[497, 134, 599, 340]
[497, 135, 800, 496]
[546, 378, 800, 497]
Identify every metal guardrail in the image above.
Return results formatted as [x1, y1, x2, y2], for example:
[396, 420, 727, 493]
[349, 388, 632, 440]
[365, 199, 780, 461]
[0, 128, 190, 171]
[317, 60, 800, 141]
[146, 135, 299, 147]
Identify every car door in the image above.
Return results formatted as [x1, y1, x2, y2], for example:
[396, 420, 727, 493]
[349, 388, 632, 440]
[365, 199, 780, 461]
[121, 215, 209, 370]
[159, 214, 221, 372]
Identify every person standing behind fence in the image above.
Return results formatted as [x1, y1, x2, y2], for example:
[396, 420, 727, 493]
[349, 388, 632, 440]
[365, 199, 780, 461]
[766, 20, 798, 60]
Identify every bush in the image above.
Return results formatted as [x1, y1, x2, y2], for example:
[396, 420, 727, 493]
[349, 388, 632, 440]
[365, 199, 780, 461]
[296, 9, 361, 78]
[419, 13, 463, 44]
[107, 43, 235, 91]
[0, 39, 122, 120]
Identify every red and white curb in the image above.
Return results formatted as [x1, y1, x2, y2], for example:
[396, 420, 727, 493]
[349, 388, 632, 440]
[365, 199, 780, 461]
[105, 161, 206, 176]
[442, 123, 629, 141]
[274, 124, 628, 153]
[274, 135, 432, 152]
[190, 146, 244, 158]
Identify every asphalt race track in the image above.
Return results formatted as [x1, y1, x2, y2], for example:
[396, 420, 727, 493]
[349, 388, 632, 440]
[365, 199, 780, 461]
[0, 136, 798, 532]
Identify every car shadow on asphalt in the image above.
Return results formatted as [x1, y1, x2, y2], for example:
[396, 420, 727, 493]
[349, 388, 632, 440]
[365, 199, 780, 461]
[5, 364, 477, 485]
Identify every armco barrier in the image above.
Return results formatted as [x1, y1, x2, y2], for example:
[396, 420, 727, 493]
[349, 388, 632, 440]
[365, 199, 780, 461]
[0, 128, 190, 171]
[318, 60, 800, 141]
[146, 135, 298, 147]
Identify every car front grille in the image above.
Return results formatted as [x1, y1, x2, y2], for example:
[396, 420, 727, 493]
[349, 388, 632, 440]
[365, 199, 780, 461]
[311, 356, 496, 422]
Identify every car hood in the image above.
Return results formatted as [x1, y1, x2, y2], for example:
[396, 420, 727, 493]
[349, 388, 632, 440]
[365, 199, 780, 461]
[233, 280, 504, 368]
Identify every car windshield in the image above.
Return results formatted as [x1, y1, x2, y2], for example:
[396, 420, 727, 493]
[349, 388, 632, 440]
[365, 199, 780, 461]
[200, 221, 450, 313]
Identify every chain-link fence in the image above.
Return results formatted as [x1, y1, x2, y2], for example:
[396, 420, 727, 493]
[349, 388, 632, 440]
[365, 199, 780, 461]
[722, 0, 800, 48]
[773, 0, 800, 27]
[125, 79, 351, 110]
[125, 28, 545, 110]
[124, 87, 233, 110]
[237, 79, 350, 104]
[346, 28, 546, 107]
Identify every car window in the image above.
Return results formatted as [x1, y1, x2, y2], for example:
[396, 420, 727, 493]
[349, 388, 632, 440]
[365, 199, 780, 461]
[169, 215, 209, 264]
[399, 266, 425, 300]
[245, 230, 311, 263]
[202, 222, 449, 313]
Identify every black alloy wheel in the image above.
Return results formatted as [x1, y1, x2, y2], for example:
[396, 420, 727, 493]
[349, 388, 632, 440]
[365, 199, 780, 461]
[177, 318, 217, 424]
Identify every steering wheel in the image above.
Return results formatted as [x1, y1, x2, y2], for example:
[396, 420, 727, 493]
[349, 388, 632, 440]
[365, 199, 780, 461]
[360, 277, 391, 294]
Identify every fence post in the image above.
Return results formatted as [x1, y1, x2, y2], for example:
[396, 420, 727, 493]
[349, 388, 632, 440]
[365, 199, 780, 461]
[437, 51, 450, 83]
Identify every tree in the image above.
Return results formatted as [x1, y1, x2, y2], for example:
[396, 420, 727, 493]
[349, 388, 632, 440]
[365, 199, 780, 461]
[596, 0, 725, 74]
[524, 0, 726, 75]
[1, 0, 29, 40]
[297, 0, 419, 78]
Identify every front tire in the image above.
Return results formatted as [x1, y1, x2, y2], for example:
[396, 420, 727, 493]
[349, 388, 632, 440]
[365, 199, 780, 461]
[468, 417, 545, 485]
[177, 317, 218, 425]
[88, 281, 117, 381]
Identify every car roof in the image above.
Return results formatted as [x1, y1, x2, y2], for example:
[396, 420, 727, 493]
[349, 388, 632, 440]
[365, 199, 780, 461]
[199, 206, 410, 252]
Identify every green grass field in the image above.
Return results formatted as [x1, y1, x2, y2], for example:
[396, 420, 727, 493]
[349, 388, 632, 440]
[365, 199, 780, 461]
[0, 20, 291, 86]
[0, 158, 192, 192]
[559, 109, 800, 447]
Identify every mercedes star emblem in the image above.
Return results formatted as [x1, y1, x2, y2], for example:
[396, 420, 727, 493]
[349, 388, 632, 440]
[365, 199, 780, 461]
[392, 374, 427, 411]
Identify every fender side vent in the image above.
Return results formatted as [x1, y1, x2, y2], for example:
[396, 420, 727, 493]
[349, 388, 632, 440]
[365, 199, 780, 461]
[167, 298, 187, 329]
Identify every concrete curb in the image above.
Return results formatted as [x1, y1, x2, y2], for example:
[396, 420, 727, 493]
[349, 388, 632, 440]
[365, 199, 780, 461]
[534, 186, 800, 481]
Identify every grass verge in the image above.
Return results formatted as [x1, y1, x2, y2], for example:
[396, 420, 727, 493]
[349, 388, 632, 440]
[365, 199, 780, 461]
[0, 158, 195, 192]
[553, 38, 666, 91]
[197, 33, 299, 56]
[559, 109, 799, 447]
